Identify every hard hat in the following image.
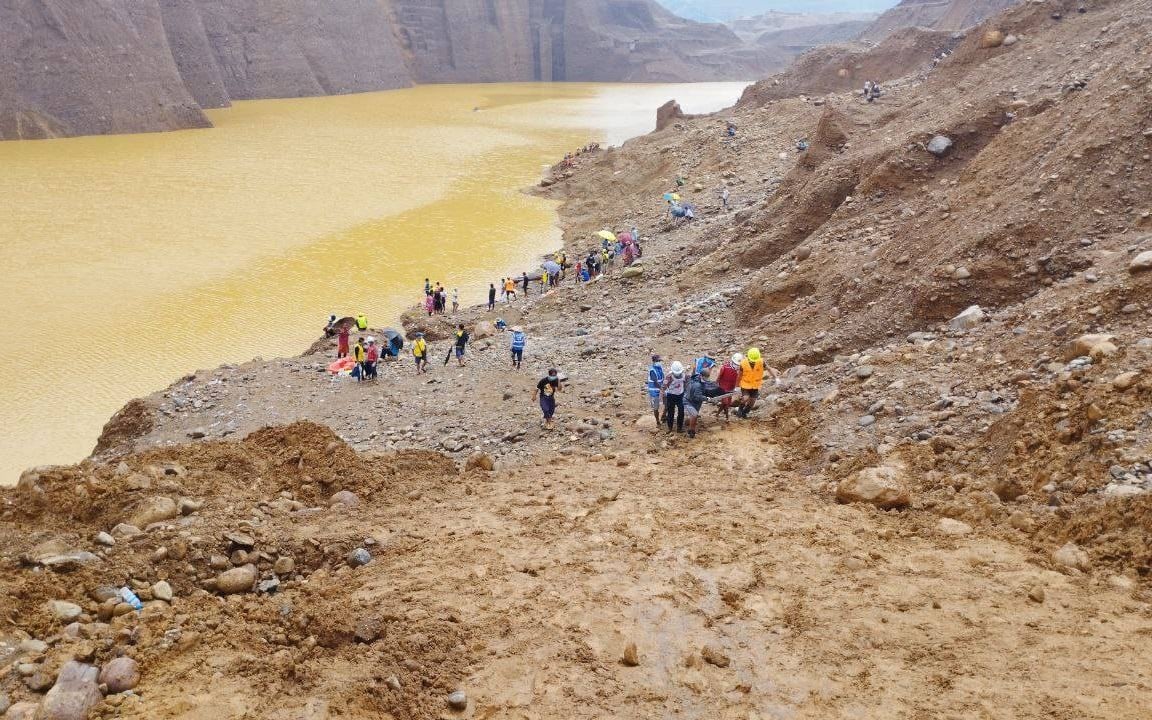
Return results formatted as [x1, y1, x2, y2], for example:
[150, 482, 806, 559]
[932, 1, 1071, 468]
[670, 361, 684, 376]
[747, 348, 762, 362]
[731, 353, 743, 364]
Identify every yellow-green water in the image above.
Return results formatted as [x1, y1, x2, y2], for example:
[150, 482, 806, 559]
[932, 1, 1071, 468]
[0, 82, 745, 483]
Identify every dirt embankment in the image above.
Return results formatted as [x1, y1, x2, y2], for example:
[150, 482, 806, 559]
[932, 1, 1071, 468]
[4, 0, 1152, 717]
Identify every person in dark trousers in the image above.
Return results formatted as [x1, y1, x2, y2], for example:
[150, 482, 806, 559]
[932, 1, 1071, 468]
[510, 327, 526, 369]
[488, 283, 497, 311]
[521, 272, 530, 297]
[661, 361, 686, 433]
[532, 368, 562, 427]
[451, 324, 470, 367]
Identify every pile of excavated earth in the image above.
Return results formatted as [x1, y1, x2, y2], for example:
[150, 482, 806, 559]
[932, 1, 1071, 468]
[3, 0, 1152, 717]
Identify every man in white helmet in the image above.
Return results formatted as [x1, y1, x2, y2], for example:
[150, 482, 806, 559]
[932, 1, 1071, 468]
[714, 353, 742, 420]
[660, 361, 687, 433]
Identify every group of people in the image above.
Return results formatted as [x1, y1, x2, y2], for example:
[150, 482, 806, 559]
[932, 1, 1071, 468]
[423, 280, 458, 316]
[646, 348, 778, 438]
[862, 80, 883, 102]
[560, 143, 601, 168]
[489, 274, 532, 309]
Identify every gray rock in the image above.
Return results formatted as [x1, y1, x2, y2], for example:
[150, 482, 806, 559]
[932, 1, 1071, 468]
[447, 691, 469, 710]
[93, 532, 115, 547]
[273, 556, 296, 575]
[110, 523, 142, 539]
[329, 490, 360, 507]
[927, 135, 953, 156]
[0, 692, 9, 715]
[39, 661, 102, 720]
[858, 415, 876, 427]
[949, 305, 985, 331]
[346, 548, 372, 568]
[151, 580, 173, 602]
[47, 601, 82, 622]
[4, 702, 38, 720]
[855, 365, 874, 379]
[1129, 250, 1152, 273]
[98, 657, 140, 693]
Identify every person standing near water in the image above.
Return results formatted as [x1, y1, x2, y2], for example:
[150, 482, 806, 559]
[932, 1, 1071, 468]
[452, 288, 459, 314]
[337, 324, 351, 359]
[532, 368, 562, 427]
[453, 324, 470, 367]
[521, 272, 530, 297]
[412, 333, 428, 374]
[488, 283, 497, 311]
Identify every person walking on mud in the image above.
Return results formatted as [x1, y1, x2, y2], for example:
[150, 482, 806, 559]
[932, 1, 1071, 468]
[661, 361, 686, 434]
[510, 326, 526, 369]
[489, 283, 497, 311]
[646, 354, 665, 426]
[452, 324, 470, 367]
[412, 333, 429, 374]
[532, 368, 563, 427]
[737, 348, 779, 418]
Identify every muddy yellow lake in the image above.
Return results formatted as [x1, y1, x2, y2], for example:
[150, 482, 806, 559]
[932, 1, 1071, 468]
[0, 82, 745, 482]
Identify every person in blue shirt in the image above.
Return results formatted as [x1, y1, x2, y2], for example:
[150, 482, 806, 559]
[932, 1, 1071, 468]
[510, 326, 526, 369]
[646, 354, 665, 425]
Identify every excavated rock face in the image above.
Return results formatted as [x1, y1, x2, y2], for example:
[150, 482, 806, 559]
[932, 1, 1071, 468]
[859, 0, 1022, 42]
[0, 0, 781, 141]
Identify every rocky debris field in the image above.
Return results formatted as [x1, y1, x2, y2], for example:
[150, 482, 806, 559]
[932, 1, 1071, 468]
[6, 0, 1152, 716]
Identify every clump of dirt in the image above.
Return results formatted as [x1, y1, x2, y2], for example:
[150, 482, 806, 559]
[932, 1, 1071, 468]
[92, 398, 155, 455]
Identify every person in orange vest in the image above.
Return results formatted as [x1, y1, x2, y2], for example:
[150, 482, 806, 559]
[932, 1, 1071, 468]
[736, 347, 779, 419]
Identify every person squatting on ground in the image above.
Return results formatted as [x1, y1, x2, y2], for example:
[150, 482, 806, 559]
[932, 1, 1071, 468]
[532, 368, 562, 426]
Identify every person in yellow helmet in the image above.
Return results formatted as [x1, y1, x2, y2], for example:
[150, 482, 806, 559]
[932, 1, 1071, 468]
[355, 313, 368, 331]
[737, 347, 779, 419]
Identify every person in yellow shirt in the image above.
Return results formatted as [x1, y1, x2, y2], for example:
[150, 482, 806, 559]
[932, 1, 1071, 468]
[737, 347, 779, 419]
[356, 313, 368, 331]
[412, 333, 428, 374]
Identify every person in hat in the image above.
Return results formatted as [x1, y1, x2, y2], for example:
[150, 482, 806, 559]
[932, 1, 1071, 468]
[646, 354, 665, 425]
[510, 326, 526, 369]
[353, 337, 367, 382]
[737, 347, 779, 418]
[412, 333, 429, 374]
[364, 337, 380, 381]
[337, 323, 351, 359]
[661, 360, 687, 433]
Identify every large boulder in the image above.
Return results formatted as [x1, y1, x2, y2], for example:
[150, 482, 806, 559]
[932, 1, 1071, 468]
[979, 30, 1004, 48]
[37, 661, 102, 720]
[948, 305, 984, 331]
[621, 265, 645, 280]
[1128, 249, 1152, 273]
[836, 464, 912, 509]
[1064, 333, 1118, 361]
[927, 135, 953, 157]
[1052, 543, 1091, 572]
[98, 657, 140, 693]
[125, 496, 178, 528]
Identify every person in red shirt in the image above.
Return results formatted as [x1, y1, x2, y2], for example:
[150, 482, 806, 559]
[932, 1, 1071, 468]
[337, 325, 351, 359]
[715, 353, 742, 420]
[364, 338, 380, 381]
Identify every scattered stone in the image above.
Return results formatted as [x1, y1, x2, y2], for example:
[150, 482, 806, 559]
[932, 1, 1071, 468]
[620, 265, 644, 279]
[1113, 371, 1139, 391]
[952, 266, 971, 280]
[793, 246, 812, 261]
[110, 524, 141, 540]
[151, 580, 173, 602]
[215, 565, 257, 594]
[273, 556, 296, 575]
[936, 518, 972, 536]
[0, 693, 8, 715]
[701, 644, 731, 668]
[980, 29, 1005, 48]
[447, 690, 469, 711]
[948, 305, 984, 330]
[39, 661, 102, 720]
[346, 548, 372, 568]
[622, 642, 640, 666]
[1128, 250, 1152, 273]
[126, 496, 178, 528]
[21, 639, 48, 654]
[329, 490, 360, 508]
[1027, 586, 1046, 604]
[47, 601, 83, 622]
[354, 617, 381, 643]
[1052, 543, 1091, 572]
[855, 365, 874, 379]
[1002, 34, 1018, 46]
[466, 453, 496, 472]
[1067, 333, 1118, 360]
[5, 702, 38, 720]
[836, 464, 912, 509]
[98, 657, 140, 693]
[93, 532, 115, 547]
[927, 135, 954, 157]
[224, 531, 255, 549]
[1008, 511, 1035, 531]
[178, 498, 204, 515]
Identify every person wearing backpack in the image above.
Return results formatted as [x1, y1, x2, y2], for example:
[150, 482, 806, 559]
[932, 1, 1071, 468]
[661, 361, 687, 434]
[646, 354, 665, 425]
[510, 327, 526, 369]
[452, 324, 470, 367]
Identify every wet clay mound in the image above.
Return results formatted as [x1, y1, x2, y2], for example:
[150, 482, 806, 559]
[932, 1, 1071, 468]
[0, 421, 472, 719]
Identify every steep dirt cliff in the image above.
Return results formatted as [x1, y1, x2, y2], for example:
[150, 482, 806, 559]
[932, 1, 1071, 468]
[860, 0, 1021, 41]
[0, 0, 778, 141]
[0, 0, 210, 140]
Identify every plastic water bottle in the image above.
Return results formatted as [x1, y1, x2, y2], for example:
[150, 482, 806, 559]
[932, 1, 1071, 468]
[119, 587, 143, 611]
